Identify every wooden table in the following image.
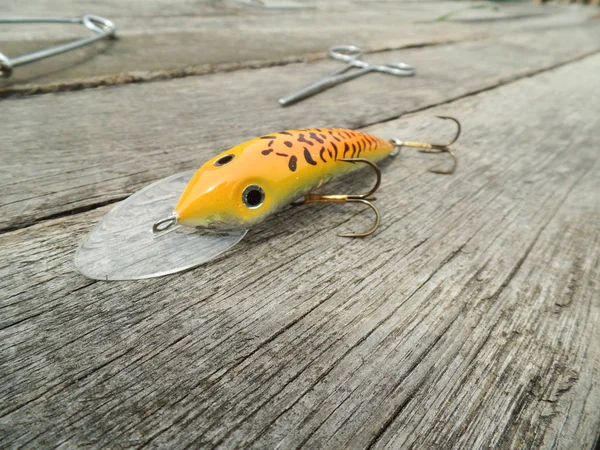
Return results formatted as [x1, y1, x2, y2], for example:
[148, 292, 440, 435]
[2, 1, 599, 448]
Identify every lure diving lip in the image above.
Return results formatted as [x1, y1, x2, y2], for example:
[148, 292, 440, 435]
[75, 118, 460, 281]
[74, 171, 248, 281]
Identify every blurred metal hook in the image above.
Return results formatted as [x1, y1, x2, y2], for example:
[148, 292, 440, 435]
[0, 14, 116, 78]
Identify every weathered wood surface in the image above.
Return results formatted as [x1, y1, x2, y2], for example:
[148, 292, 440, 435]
[2, 24, 600, 232]
[0, 1, 595, 94]
[1, 46, 600, 450]
[2, 1, 600, 448]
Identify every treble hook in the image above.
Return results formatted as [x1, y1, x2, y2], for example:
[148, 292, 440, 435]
[391, 116, 461, 174]
[293, 158, 381, 238]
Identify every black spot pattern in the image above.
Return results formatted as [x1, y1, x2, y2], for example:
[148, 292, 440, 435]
[309, 132, 324, 144]
[304, 148, 317, 165]
[289, 155, 297, 172]
[258, 128, 389, 172]
[298, 134, 314, 146]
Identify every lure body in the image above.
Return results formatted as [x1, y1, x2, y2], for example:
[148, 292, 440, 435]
[174, 129, 394, 229]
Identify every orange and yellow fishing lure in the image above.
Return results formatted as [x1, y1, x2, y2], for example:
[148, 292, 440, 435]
[156, 117, 460, 237]
[76, 117, 460, 280]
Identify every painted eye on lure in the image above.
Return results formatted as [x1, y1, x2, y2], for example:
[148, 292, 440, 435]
[75, 117, 461, 281]
[242, 185, 266, 209]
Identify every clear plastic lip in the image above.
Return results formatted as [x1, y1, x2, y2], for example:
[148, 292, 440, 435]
[75, 170, 248, 281]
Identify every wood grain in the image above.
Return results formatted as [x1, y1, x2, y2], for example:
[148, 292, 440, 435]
[0, 2, 594, 94]
[2, 24, 600, 233]
[1, 52, 599, 449]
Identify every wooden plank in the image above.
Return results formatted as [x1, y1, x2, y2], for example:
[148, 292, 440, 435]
[0, 1, 555, 28]
[0, 0, 236, 19]
[2, 24, 600, 232]
[0, 3, 594, 94]
[1, 52, 599, 449]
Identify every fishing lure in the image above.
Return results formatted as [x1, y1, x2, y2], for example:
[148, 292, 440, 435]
[75, 117, 460, 280]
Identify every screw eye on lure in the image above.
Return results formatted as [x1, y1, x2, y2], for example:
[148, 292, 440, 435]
[75, 117, 460, 280]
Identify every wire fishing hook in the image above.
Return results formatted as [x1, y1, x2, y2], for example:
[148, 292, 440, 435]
[293, 158, 381, 238]
[390, 116, 461, 174]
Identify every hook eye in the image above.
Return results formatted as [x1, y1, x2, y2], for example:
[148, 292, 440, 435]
[329, 45, 363, 62]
